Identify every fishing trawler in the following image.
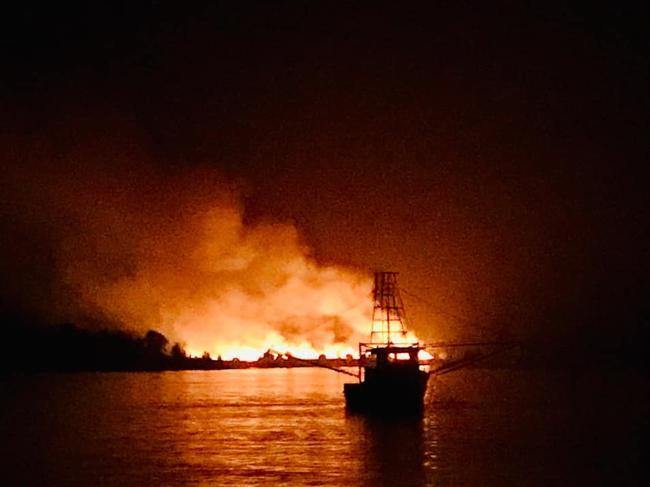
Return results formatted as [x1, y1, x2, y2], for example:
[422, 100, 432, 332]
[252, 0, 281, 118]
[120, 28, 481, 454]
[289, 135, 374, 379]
[344, 271, 429, 414]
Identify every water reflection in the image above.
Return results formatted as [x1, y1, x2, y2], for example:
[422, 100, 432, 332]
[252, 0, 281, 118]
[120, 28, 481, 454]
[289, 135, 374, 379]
[1, 368, 646, 486]
[347, 414, 427, 487]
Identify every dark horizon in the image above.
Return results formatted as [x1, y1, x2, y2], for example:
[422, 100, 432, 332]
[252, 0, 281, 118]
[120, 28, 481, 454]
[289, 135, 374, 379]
[1, 2, 648, 358]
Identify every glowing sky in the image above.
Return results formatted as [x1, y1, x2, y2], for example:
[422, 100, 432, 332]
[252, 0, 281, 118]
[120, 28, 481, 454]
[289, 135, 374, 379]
[1, 3, 647, 356]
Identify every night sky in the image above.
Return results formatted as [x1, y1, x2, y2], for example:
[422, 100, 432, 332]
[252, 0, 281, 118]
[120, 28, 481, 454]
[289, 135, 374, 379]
[1, 2, 648, 351]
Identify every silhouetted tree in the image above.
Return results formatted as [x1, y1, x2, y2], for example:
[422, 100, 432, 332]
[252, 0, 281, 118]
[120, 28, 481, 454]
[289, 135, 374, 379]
[171, 342, 186, 359]
[144, 330, 168, 354]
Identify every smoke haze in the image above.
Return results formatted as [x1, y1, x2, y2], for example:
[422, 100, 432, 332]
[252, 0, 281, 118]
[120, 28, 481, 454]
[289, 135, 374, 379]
[1, 2, 648, 362]
[1, 128, 372, 358]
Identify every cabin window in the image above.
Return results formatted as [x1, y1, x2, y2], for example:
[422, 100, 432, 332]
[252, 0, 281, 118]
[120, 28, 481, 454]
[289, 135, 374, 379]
[388, 352, 412, 362]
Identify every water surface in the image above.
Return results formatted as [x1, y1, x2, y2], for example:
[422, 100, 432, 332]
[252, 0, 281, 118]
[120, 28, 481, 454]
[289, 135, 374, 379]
[1, 368, 645, 485]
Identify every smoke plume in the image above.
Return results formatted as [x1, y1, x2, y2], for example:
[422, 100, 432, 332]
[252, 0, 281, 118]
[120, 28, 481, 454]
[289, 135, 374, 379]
[0, 133, 372, 359]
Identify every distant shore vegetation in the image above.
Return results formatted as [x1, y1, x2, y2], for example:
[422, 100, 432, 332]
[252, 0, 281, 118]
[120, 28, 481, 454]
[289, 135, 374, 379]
[1, 314, 646, 373]
[0, 316, 357, 373]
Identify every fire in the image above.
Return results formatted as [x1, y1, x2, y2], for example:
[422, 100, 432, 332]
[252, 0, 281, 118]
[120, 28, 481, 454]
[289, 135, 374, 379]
[187, 341, 358, 361]
[8, 158, 428, 359]
[170, 263, 374, 360]
[181, 304, 430, 362]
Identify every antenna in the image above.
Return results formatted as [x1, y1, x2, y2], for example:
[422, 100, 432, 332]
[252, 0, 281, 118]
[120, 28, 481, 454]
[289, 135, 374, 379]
[369, 271, 409, 344]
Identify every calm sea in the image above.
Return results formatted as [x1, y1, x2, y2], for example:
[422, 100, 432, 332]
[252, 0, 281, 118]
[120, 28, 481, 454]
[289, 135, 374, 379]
[1, 367, 646, 486]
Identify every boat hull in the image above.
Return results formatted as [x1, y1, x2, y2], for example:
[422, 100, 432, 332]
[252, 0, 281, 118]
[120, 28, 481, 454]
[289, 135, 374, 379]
[344, 370, 429, 415]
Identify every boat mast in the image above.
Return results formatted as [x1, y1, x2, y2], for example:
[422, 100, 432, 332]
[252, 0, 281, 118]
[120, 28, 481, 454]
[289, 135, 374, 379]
[370, 271, 409, 344]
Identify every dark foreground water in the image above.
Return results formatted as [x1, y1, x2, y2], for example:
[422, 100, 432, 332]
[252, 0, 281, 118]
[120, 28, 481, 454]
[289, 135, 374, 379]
[1, 368, 646, 486]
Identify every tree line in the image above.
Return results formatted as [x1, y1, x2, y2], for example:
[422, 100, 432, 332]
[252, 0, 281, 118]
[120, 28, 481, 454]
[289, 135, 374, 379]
[1, 315, 217, 372]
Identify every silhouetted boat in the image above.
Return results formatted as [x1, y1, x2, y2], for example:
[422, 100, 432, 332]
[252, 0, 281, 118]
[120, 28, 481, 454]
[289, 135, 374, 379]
[344, 344, 429, 414]
[344, 272, 429, 414]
